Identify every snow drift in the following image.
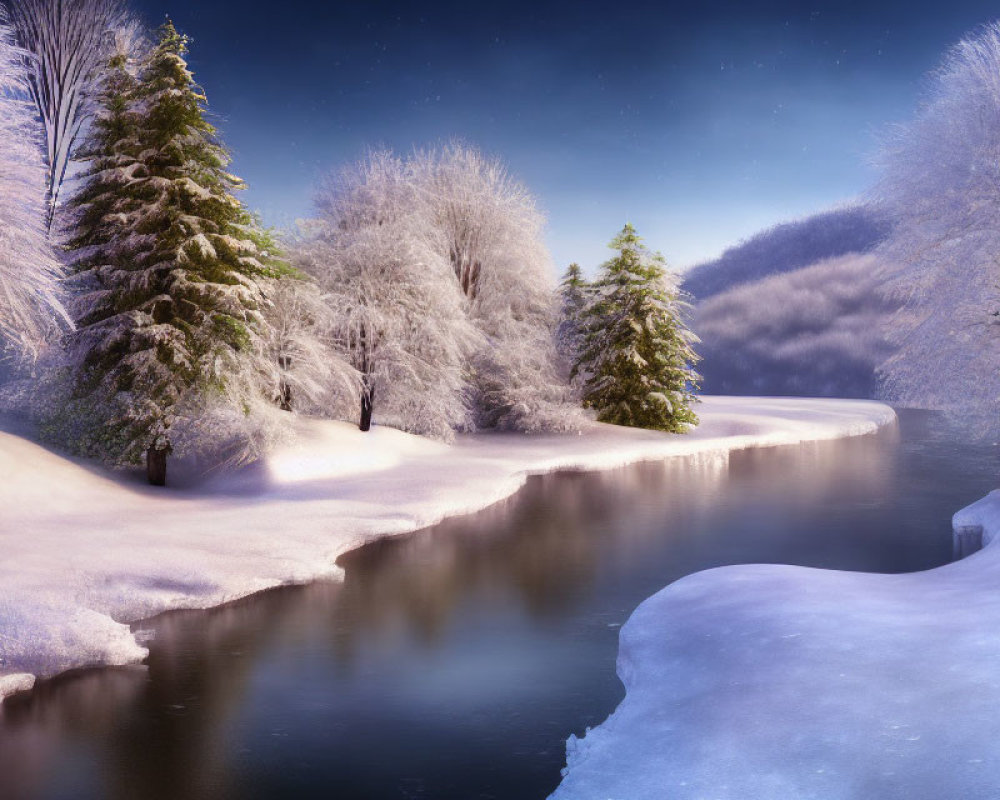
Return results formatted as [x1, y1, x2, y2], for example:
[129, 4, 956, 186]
[0, 397, 893, 702]
[551, 483, 1000, 799]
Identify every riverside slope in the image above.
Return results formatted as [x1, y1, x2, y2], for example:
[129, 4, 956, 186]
[0, 396, 894, 702]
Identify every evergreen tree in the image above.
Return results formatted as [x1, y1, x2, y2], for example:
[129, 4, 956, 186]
[67, 21, 281, 485]
[557, 262, 588, 366]
[574, 223, 700, 432]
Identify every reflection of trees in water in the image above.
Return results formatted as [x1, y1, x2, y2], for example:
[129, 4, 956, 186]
[335, 434, 892, 658]
[0, 427, 899, 799]
[0, 584, 342, 800]
[333, 460, 722, 651]
[329, 432, 895, 661]
[0, 668, 147, 799]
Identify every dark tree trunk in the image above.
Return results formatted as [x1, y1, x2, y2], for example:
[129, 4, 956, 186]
[359, 385, 375, 432]
[278, 356, 293, 411]
[279, 380, 293, 412]
[147, 446, 168, 486]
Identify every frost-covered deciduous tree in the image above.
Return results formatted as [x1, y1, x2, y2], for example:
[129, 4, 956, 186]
[66, 21, 280, 485]
[258, 274, 359, 415]
[295, 150, 479, 440]
[872, 22, 1000, 427]
[574, 224, 700, 432]
[0, 9, 69, 360]
[7, 0, 140, 231]
[411, 143, 579, 432]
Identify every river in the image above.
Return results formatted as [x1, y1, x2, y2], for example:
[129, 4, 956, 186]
[1, 410, 996, 800]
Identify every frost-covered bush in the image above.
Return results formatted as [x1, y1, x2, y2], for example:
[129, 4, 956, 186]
[411, 142, 582, 432]
[294, 150, 480, 441]
[0, 10, 69, 361]
[872, 22, 1000, 428]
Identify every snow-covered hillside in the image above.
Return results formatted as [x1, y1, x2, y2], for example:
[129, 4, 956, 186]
[682, 204, 898, 399]
[0, 397, 893, 701]
[682, 205, 889, 301]
[551, 487, 1000, 800]
[695, 253, 898, 398]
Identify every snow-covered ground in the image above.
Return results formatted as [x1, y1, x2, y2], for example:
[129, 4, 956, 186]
[551, 468, 1000, 800]
[0, 396, 893, 703]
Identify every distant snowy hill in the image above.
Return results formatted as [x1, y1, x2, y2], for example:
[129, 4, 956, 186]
[682, 205, 890, 301]
[693, 253, 898, 398]
[686, 206, 898, 399]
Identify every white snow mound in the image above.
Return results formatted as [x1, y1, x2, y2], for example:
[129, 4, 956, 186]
[551, 486, 1000, 799]
[0, 397, 893, 702]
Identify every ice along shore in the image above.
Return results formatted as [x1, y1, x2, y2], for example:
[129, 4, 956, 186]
[0, 396, 894, 703]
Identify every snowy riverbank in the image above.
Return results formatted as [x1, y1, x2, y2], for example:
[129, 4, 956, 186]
[551, 452, 1000, 800]
[0, 396, 894, 703]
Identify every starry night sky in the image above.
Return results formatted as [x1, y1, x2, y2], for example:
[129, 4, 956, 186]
[130, 0, 1000, 273]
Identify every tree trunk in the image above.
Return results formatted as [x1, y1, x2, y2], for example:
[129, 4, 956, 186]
[359, 386, 375, 432]
[278, 356, 293, 411]
[147, 446, 168, 486]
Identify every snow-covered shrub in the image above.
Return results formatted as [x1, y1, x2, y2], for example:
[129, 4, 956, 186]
[0, 9, 69, 362]
[872, 22, 1000, 429]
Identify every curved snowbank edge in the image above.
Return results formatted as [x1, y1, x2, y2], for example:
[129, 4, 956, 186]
[0, 397, 896, 704]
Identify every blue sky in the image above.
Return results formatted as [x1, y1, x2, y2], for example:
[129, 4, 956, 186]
[132, 0, 1000, 273]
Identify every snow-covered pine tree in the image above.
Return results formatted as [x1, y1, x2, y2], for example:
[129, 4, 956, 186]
[0, 8, 69, 360]
[574, 223, 700, 432]
[67, 21, 280, 485]
[557, 262, 589, 368]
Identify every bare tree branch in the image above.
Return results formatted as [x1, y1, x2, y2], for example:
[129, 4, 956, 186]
[6, 0, 139, 234]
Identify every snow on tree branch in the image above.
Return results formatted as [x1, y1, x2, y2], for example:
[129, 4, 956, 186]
[0, 8, 70, 361]
[7, 0, 140, 233]
[872, 22, 1000, 429]
[411, 142, 583, 432]
[296, 149, 481, 440]
[574, 223, 700, 433]
[257, 273, 360, 417]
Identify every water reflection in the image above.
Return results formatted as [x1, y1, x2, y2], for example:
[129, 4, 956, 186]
[1, 411, 995, 800]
